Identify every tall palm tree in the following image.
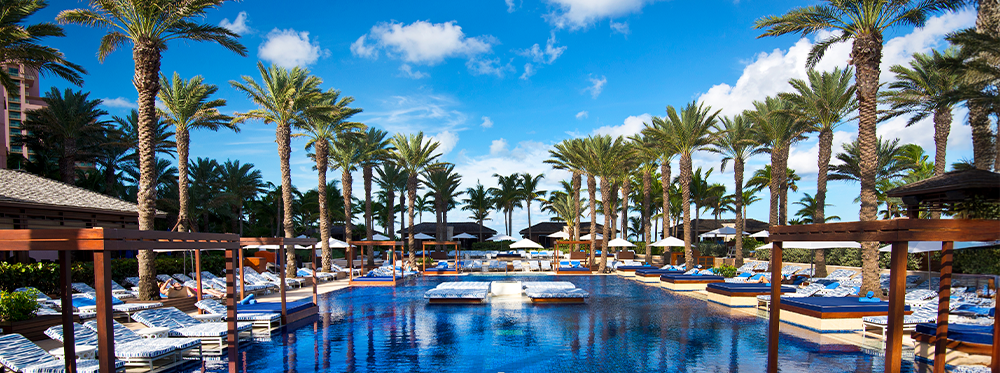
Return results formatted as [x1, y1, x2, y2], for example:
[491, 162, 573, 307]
[942, 27, 1000, 170]
[708, 114, 763, 267]
[747, 97, 810, 226]
[755, 0, 966, 295]
[231, 63, 331, 278]
[644, 101, 720, 269]
[462, 184, 493, 241]
[356, 128, 391, 263]
[389, 132, 441, 264]
[330, 133, 363, 253]
[584, 135, 635, 270]
[489, 174, 522, 235]
[546, 139, 587, 250]
[830, 137, 917, 212]
[23, 88, 109, 184]
[519, 173, 547, 240]
[793, 193, 841, 224]
[0, 0, 84, 93]
[59, 0, 246, 299]
[157, 73, 235, 232]
[376, 163, 407, 238]
[779, 67, 857, 276]
[629, 133, 660, 260]
[422, 164, 462, 242]
[642, 116, 677, 263]
[219, 159, 265, 235]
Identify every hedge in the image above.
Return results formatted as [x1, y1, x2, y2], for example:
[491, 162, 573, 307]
[751, 246, 1000, 275]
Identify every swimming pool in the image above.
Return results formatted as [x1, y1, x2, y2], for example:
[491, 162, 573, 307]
[184, 275, 912, 372]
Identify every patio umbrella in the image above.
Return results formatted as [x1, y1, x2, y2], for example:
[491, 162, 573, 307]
[878, 241, 998, 290]
[700, 227, 750, 239]
[650, 237, 686, 247]
[509, 239, 544, 249]
[580, 233, 603, 240]
[607, 238, 635, 247]
[487, 234, 516, 241]
[372, 233, 391, 241]
[453, 232, 477, 239]
[315, 238, 350, 248]
[546, 231, 570, 239]
[414, 233, 435, 240]
[750, 230, 769, 238]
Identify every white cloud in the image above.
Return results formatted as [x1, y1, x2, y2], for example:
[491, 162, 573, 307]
[466, 57, 514, 77]
[785, 130, 855, 175]
[591, 113, 650, 138]
[506, 0, 517, 12]
[351, 21, 495, 65]
[576, 111, 589, 119]
[610, 21, 630, 35]
[258, 28, 328, 68]
[490, 138, 509, 155]
[360, 93, 469, 135]
[481, 116, 494, 128]
[429, 131, 459, 156]
[516, 33, 567, 64]
[583, 74, 607, 98]
[219, 12, 251, 35]
[543, 0, 660, 30]
[102, 97, 137, 109]
[520, 63, 536, 80]
[398, 64, 428, 79]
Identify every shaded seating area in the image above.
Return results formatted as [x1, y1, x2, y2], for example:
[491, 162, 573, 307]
[348, 240, 404, 286]
[0, 333, 126, 373]
[706, 283, 795, 308]
[421, 241, 461, 275]
[132, 307, 252, 349]
[44, 323, 183, 371]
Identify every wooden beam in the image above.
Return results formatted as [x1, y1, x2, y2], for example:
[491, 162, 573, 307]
[59, 250, 77, 373]
[885, 241, 908, 373]
[933, 242, 953, 373]
[92, 251, 114, 373]
[767, 241, 782, 373]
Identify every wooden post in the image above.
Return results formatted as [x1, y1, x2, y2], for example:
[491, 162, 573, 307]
[885, 241, 909, 373]
[312, 244, 318, 304]
[92, 251, 114, 373]
[59, 250, 77, 373]
[194, 249, 202, 302]
[279, 241, 287, 325]
[933, 241, 954, 373]
[766, 241, 782, 373]
[225, 246, 239, 373]
[992, 294, 998, 373]
[392, 244, 397, 285]
[238, 246, 245, 299]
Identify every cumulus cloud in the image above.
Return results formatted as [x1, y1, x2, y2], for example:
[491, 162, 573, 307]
[520, 63, 536, 80]
[592, 113, 650, 138]
[576, 111, 588, 119]
[490, 138, 509, 155]
[430, 131, 459, 156]
[543, 0, 660, 30]
[360, 93, 469, 135]
[398, 64, 428, 79]
[516, 33, 567, 64]
[466, 57, 515, 77]
[583, 74, 607, 98]
[506, 0, 517, 12]
[102, 97, 137, 109]
[610, 21, 630, 35]
[481, 116, 494, 128]
[219, 12, 251, 35]
[258, 28, 328, 68]
[351, 21, 495, 65]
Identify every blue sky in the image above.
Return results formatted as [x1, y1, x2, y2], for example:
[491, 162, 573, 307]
[34, 1, 978, 238]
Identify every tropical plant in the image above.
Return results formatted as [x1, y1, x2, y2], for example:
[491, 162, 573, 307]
[330, 132, 363, 259]
[355, 128, 391, 265]
[546, 138, 588, 251]
[23, 88, 110, 184]
[519, 173, 547, 240]
[582, 135, 635, 270]
[793, 193, 841, 224]
[388, 132, 441, 264]
[830, 137, 917, 215]
[462, 184, 493, 241]
[708, 114, 762, 266]
[629, 133, 660, 259]
[747, 96, 810, 226]
[489, 174, 522, 236]
[218, 159, 265, 235]
[0, 0, 84, 93]
[376, 163, 407, 236]
[422, 163, 463, 242]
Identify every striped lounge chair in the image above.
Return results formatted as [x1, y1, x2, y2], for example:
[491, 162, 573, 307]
[862, 302, 939, 341]
[45, 323, 179, 370]
[73, 293, 161, 321]
[297, 268, 335, 282]
[194, 299, 282, 329]
[132, 307, 252, 347]
[82, 320, 202, 358]
[0, 333, 125, 373]
[756, 283, 827, 310]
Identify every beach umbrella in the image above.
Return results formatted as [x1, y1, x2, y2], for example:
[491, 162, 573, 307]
[414, 233, 435, 240]
[750, 230, 769, 238]
[756, 241, 861, 250]
[546, 231, 570, 239]
[607, 238, 635, 247]
[487, 234, 516, 241]
[700, 227, 750, 238]
[650, 237, 686, 247]
[372, 233, 391, 241]
[453, 232, 477, 239]
[580, 233, 604, 240]
[509, 238, 544, 249]
[315, 238, 350, 249]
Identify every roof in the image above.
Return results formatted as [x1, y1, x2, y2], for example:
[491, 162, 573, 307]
[0, 169, 146, 216]
[397, 222, 497, 236]
[518, 221, 604, 236]
[670, 218, 769, 235]
[887, 169, 1000, 202]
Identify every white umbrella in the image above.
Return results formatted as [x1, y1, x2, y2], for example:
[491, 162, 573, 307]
[650, 237, 686, 247]
[546, 231, 570, 239]
[414, 233, 435, 240]
[372, 233, 391, 241]
[453, 232, 477, 239]
[750, 230, 770, 238]
[487, 234, 515, 241]
[607, 238, 635, 247]
[509, 238, 544, 249]
[580, 233, 604, 240]
[315, 238, 350, 249]
[700, 227, 749, 238]
[757, 241, 861, 250]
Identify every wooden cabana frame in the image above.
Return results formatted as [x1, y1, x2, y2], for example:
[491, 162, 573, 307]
[421, 241, 460, 275]
[240, 237, 319, 323]
[0, 228, 241, 373]
[554, 240, 597, 273]
[347, 241, 403, 286]
[767, 219, 1000, 373]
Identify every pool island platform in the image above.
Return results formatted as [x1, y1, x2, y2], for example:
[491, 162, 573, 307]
[659, 274, 725, 291]
[778, 297, 912, 334]
[633, 269, 684, 282]
[706, 283, 796, 308]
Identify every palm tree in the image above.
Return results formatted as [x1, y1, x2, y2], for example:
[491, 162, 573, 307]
[642, 116, 677, 263]
[231, 63, 331, 278]
[59, 0, 246, 299]
[23, 88, 110, 184]
[157, 73, 235, 232]
[886, 50, 961, 177]
[644, 101, 720, 269]
[389, 132, 441, 264]
[113, 109, 177, 159]
[830, 137, 917, 213]
[422, 164, 462, 242]
[330, 133, 363, 253]
[462, 184, 493, 241]
[755, 0, 966, 295]
[546, 138, 588, 250]
[747, 96, 810, 226]
[219, 159, 265, 234]
[489, 174, 522, 235]
[708, 114, 763, 267]
[779, 67, 856, 276]
[746, 165, 802, 223]
[519, 173, 547, 240]
[629, 133, 660, 260]
[376, 163, 407, 237]
[793, 193, 841, 224]
[356, 128, 391, 263]
[0, 0, 84, 93]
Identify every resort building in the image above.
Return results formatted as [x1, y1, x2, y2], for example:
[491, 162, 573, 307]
[0, 64, 45, 168]
[670, 218, 768, 242]
[398, 222, 497, 242]
[518, 221, 604, 247]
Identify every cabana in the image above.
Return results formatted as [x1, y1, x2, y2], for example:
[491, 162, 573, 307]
[764, 169, 1000, 373]
[0, 228, 240, 373]
[239, 237, 319, 325]
[421, 241, 461, 275]
[348, 240, 403, 286]
[553, 240, 596, 274]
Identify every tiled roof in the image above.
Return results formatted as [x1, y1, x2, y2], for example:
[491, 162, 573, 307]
[0, 169, 141, 215]
[397, 222, 498, 235]
[518, 221, 604, 236]
[887, 169, 1000, 200]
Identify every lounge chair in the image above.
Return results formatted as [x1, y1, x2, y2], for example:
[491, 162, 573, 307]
[862, 302, 939, 340]
[82, 320, 202, 358]
[904, 289, 938, 306]
[194, 299, 282, 329]
[132, 307, 252, 347]
[0, 333, 125, 373]
[45, 323, 179, 370]
[173, 273, 194, 283]
[258, 270, 304, 289]
[331, 263, 361, 277]
[756, 283, 827, 310]
[528, 261, 541, 271]
[74, 293, 161, 321]
[540, 260, 552, 271]
[297, 267, 335, 281]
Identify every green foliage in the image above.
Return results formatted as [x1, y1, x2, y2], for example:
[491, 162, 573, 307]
[0, 289, 40, 322]
[751, 246, 1000, 275]
[714, 264, 738, 278]
[472, 241, 512, 251]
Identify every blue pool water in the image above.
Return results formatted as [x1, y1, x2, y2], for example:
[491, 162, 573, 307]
[183, 275, 911, 372]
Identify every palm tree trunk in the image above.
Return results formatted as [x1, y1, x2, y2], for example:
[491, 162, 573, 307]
[343, 169, 353, 264]
[317, 142, 332, 272]
[527, 199, 533, 241]
[277, 122, 297, 278]
[60, 137, 77, 184]
[768, 152, 782, 227]
[661, 161, 670, 264]
[399, 193, 405, 241]
[680, 154, 694, 270]
[734, 158, 745, 268]
[931, 108, 952, 176]
[436, 191, 444, 244]
[621, 181, 630, 242]
[853, 34, 884, 295]
[642, 169, 652, 261]
[599, 177, 612, 271]
[572, 171, 581, 251]
[814, 129, 832, 277]
[364, 165, 374, 270]
[588, 174, 597, 267]
[969, 103, 993, 170]
[386, 188, 395, 239]
[134, 43, 162, 301]
[176, 130, 190, 232]
[407, 174, 417, 265]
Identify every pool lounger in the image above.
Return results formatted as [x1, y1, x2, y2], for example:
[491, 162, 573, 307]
[860, 302, 939, 340]
[658, 274, 725, 292]
[614, 264, 652, 276]
[911, 323, 994, 369]
[132, 307, 252, 347]
[634, 269, 684, 282]
[74, 293, 162, 321]
[195, 299, 283, 329]
[525, 288, 590, 303]
[778, 297, 911, 333]
[45, 323, 182, 371]
[0, 333, 126, 373]
[83, 320, 202, 358]
[424, 282, 491, 304]
[705, 283, 796, 308]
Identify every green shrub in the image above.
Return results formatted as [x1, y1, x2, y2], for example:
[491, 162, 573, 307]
[714, 264, 738, 278]
[472, 241, 512, 251]
[0, 289, 40, 322]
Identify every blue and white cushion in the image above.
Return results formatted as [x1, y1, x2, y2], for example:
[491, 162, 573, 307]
[44, 323, 175, 358]
[950, 365, 990, 373]
[82, 320, 202, 351]
[71, 282, 97, 293]
[132, 307, 251, 337]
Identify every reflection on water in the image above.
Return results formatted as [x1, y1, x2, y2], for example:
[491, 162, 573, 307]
[177, 275, 910, 373]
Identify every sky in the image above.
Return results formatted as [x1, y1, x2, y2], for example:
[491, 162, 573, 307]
[33, 0, 980, 239]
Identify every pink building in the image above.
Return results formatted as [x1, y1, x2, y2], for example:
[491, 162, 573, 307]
[0, 64, 46, 169]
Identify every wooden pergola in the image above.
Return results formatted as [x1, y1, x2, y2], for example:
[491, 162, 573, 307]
[346, 240, 403, 286]
[0, 228, 241, 373]
[554, 240, 597, 272]
[766, 219, 999, 373]
[421, 241, 460, 274]
[239, 237, 319, 321]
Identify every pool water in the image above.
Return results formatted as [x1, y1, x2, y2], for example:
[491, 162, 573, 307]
[183, 275, 912, 372]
